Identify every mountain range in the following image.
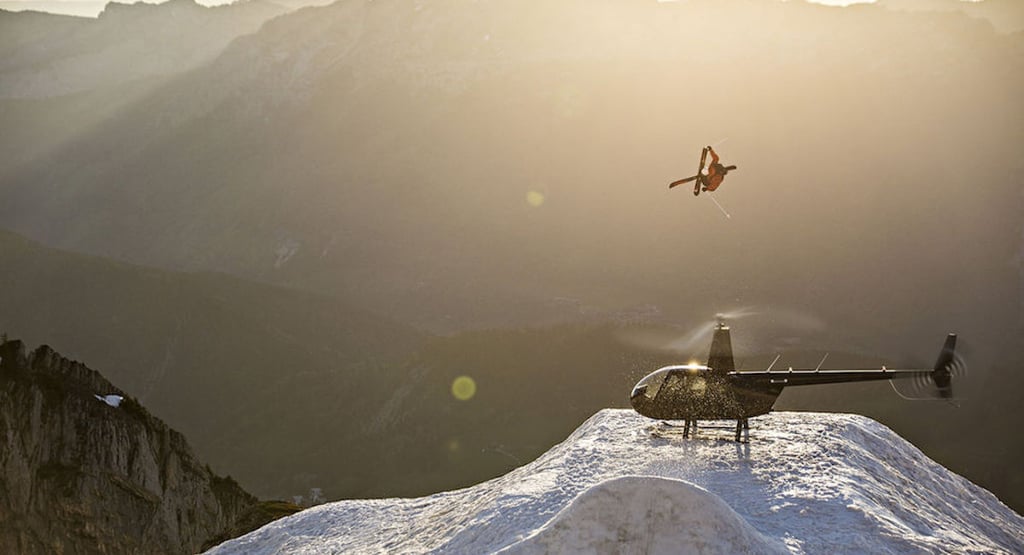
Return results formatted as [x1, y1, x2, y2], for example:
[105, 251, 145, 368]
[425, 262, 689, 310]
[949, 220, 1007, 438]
[0, 0, 287, 100]
[2, 0, 1019, 334]
[0, 0, 332, 19]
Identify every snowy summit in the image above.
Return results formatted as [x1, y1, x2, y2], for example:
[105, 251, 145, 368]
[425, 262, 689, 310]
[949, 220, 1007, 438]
[207, 410, 1024, 554]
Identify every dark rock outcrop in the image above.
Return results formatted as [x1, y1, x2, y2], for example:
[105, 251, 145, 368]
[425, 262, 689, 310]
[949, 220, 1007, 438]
[0, 339, 257, 554]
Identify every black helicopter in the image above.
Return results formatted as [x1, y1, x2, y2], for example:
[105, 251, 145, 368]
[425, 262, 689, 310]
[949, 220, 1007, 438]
[629, 318, 959, 441]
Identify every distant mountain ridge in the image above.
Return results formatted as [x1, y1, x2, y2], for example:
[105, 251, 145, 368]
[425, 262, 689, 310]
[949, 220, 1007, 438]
[0, 339, 258, 554]
[0, 0, 288, 182]
[0, 0, 330, 18]
[879, 0, 1024, 33]
[0, 0, 287, 99]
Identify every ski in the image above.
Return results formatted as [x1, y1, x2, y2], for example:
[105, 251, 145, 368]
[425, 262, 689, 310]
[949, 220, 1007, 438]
[693, 147, 708, 196]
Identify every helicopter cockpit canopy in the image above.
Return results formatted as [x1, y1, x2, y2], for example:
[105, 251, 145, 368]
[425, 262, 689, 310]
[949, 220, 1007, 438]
[630, 364, 711, 400]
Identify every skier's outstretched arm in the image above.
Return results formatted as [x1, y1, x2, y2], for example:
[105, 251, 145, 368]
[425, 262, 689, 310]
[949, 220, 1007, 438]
[707, 146, 720, 165]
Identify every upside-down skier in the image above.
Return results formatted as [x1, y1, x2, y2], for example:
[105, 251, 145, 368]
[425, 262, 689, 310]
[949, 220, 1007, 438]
[668, 146, 738, 196]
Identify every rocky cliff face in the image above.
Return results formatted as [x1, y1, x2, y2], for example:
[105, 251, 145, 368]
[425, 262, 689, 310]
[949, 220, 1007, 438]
[0, 339, 257, 554]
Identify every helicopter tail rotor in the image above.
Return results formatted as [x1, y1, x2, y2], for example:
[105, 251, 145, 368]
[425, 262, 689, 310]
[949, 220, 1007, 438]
[891, 334, 965, 402]
[930, 334, 957, 399]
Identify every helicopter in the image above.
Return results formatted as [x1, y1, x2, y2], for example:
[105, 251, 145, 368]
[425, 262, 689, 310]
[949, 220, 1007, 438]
[629, 318, 959, 442]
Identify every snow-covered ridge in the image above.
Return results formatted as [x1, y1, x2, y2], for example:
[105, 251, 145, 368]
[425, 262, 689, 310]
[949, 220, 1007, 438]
[207, 410, 1024, 554]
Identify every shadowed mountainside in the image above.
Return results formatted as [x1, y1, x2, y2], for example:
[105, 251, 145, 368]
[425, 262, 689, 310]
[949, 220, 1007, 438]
[2, 229, 1022, 511]
[0, 229, 424, 499]
[0, 229, 661, 500]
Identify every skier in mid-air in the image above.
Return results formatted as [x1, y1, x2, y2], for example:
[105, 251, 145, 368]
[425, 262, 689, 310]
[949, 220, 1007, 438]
[668, 146, 738, 196]
[696, 146, 736, 194]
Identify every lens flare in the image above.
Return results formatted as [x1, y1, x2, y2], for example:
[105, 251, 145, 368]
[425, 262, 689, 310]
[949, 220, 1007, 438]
[526, 190, 545, 207]
[451, 376, 477, 401]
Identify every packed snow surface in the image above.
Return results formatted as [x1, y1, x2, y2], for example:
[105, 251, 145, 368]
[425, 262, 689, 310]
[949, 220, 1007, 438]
[207, 410, 1024, 554]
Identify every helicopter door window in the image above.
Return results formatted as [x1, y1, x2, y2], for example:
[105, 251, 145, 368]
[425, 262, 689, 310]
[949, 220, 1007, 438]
[661, 372, 687, 395]
[688, 376, 708, 396]
[661, 371, 707, 397]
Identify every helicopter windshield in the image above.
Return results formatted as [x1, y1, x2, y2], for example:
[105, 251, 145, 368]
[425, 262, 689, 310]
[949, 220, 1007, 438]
[631, 368, 670, 400]
[631, 365, 710, 400]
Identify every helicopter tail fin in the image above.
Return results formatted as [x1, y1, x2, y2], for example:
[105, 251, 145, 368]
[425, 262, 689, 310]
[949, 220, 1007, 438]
[707, 321, 735, 375]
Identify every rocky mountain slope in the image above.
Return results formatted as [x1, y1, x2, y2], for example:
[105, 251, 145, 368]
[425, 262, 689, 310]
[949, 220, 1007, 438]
[0, 339, 258, 554]
[209, 409, 1024, 554]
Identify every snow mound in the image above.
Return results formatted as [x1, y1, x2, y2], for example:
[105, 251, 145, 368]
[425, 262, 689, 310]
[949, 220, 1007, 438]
[498, 475, 787, 555]
[206, 410, 1024, 554]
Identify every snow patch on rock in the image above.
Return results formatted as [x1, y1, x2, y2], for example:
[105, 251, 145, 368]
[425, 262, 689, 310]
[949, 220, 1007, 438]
[93, 394, 124, 407]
